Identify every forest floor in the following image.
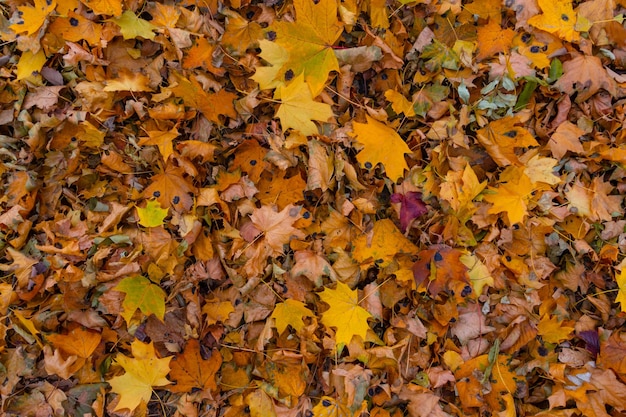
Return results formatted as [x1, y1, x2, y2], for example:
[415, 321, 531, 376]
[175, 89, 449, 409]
[1, 0, 626, 416]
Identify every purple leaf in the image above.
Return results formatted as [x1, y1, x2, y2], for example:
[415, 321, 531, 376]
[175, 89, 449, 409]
[579, 330, 600, 357]
[390, 192, 428, 232]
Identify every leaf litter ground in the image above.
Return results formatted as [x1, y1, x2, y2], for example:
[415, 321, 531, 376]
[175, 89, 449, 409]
[1, 0, 626, 416]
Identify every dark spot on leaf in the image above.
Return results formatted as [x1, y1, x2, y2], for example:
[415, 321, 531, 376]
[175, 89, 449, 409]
[542, 45, 548, 51]
[173, 196, 180, 204]
[153, 191, 161, 197]
[250, 159, 257, 166]
[375, 258, 383, 264]
[561, 13, 569, 21]
[69, 17, 79, 26]
[538, 346, 548, 356]
[530, 45, 540, 53]
[434, 251, 443, 262]
[505, 255, 512, 262]
[449, 317, 456, 323]
[521, 33, 531, 43]
[313, 0, 320, 4]
[503, 130, 517, 138]
[303, 211, 311, 219]
[46, 0, 52, 5]
[381, 72, 388, 80]
[461, 285, 472, 297]
[267, 31, 276, 41]
[368, 387, 375, 396]
[322, 399, 332, 407]
[71, 136, 77, 141]
[365, 162, 372, 169]
[285, 69, 294, 81]
[246, 10, 255, 19]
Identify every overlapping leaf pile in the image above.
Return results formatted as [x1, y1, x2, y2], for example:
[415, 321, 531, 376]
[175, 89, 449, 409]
[1, 0, 626, 415]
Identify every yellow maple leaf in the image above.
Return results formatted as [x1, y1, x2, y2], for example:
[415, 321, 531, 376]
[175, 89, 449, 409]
[136, 199, 169, 228]
[385, 89, 415, 116]
[103, 70, 153, 92]
[16, 49, 47, 81]
[9, 0, 56, 36]
[80, 0, 122, 16]
[352, 219, 418, 269]
[275, 74, 333, 136]
[261, 0, 343, 96]
[351, 115, 412, 182]
[319, 281, 372, 350]
[527, 0, 580, 42]
[139, 126, 179, 161]
[537, 315, 574, 344]
[614, 269, 626, 313]
[483, 167, 536, 226]
[271, 299, 314, 334]
[108, 340, 172, 412]
[476, 116, 539, 167]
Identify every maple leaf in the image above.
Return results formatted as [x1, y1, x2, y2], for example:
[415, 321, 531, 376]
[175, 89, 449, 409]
[390, 192, 428, 233]
[9, 0, 56, 36]
[249, 204, 305, 255]
[169, 339, 222, 393]
[16, 49, 47, 81]
[527, 0, 580, 42]
[138, 126, 179, 161]
[80, 0, 122, 16]
[319, 281, 372, 350]
[275, 74, 333, 136]
[554, 54, 618, 102]
[476, 117, 539, 166]
[103, 70, 153, 92]
[476, 20, 515, 61]
[271, 299, 315, 334]
[136, 199, 169, 228]
[143, 163, 196, 211]
[108, 340, 172, 412]
[483, 167, 536, 225]
[110, 10, 157, 40]
[221, 9, 264, 56]
[351, 115, 412, 182]
[168, 72, 237, 124]
[261, 0, 343, 96]
[114, 276, 166, 324]
[615, 269, 626, 313]
[352, 219, 418, 269]
[537, 315, 574, 344]
[47, 327, 101, 359]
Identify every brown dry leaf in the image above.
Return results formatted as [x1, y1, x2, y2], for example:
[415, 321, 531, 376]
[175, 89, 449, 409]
[169, 339, 222, 393]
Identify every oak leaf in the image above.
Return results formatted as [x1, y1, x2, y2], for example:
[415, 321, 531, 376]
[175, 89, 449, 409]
[169, 339, 222, 393]
[108, 340, 172, 412]
[351, 116, 412, 182]
[319, 281, 372, 350]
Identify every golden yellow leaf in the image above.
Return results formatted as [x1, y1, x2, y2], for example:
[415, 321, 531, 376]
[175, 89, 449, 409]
[352, 219, 418, 269]
[484, 167, 536, 225]
[615, 269, 626, 313]
[537, 315, 574, 344]
[271, 299, 314, 334]
[319, 281, 372, 350]
[9, 0, 56, 35]
[275, 74, 333, 136]
[351, 116, 412, 182]
[528, 0, 580, 42]
[108, 340, 172, 411]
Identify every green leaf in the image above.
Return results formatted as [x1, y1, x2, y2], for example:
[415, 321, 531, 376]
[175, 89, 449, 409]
[136, 199, 168, 228]
[111, 11, 157, 40]
[114, 276, 166, 324]
[548, 58, 563, 84]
